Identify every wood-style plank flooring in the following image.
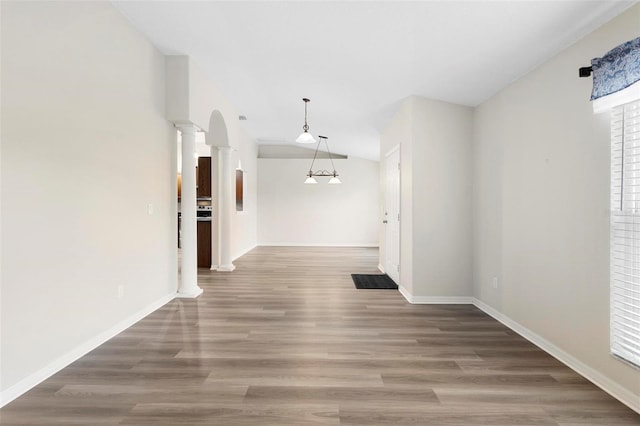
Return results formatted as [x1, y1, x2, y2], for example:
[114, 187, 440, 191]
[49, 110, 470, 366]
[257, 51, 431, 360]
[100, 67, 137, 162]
[1, 247, 638, 425]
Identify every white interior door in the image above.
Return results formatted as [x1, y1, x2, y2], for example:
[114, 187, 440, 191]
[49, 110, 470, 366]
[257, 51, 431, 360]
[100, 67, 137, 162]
[385, 147, 400, 284]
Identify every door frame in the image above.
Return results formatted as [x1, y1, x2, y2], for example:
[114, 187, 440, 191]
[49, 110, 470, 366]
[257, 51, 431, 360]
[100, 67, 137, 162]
[383, 144, 401, 285]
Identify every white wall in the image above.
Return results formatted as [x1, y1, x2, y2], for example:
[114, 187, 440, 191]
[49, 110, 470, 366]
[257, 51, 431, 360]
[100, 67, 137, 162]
[232, 130, 258, 259]
[1, 0, 176, 399]
[473, 3, 640, 407]
[412, 98, 473, 298]
[166, 56, 241, 149]
[380, 96, 473, 299]
[258, 157, 379, 246]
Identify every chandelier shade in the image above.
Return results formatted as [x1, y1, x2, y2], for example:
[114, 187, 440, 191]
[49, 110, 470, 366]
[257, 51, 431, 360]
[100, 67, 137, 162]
[296, 131, 315, 144]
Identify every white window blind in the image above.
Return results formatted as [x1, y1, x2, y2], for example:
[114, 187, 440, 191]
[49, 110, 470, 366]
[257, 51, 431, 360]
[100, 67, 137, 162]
[611, 98, 640, 368]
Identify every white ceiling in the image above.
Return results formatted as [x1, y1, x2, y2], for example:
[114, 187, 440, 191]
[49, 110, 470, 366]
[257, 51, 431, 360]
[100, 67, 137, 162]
[113, 1, 635, 161]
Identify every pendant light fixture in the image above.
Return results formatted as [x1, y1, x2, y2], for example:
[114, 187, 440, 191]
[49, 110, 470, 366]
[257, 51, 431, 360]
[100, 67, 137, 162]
[296, 98, 316, 144]
[304, 136, 341, 184]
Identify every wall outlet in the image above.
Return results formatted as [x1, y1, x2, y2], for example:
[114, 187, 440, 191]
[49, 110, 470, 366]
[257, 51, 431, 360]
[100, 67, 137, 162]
[147, 203, 154, 215]
[492, 277, 498, 289]
[117, 285, 124, 298]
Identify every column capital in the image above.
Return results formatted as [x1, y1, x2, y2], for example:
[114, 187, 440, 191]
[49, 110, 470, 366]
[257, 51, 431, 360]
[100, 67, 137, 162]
[175, 123, 200, 135]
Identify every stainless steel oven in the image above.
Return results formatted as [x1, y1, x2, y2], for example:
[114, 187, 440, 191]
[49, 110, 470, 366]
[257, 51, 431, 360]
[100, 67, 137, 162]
[179, 199, 213, 247]
[196, 205, 213, 221]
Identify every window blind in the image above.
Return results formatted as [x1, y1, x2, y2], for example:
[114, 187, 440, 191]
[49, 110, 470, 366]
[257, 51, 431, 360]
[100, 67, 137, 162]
[611, 98, 640, 368]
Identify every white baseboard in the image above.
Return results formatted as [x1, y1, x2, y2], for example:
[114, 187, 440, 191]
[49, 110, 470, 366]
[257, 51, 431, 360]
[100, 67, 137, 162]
[396, 289, 639, 413]
[407, 295, 473, 304]
[377, 264, 385, 273]
[472, 298, 640, 415]
[398, 286, 472, 305]
[398, 285, 412, 302]
[209, 244, 257, 271]
[0, 292, 176, 408]
[257, 242, 379, 248]
[5, 286, 636, 415]
[233, 244, 257, 262]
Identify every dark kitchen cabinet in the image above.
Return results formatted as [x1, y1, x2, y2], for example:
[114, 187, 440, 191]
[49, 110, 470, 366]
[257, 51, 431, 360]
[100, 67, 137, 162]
[197, 156, 211, 198]
[197, 221, 211, 268]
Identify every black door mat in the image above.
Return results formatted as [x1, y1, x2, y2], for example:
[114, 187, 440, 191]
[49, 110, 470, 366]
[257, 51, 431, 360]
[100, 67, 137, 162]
[351, 274, 398, 290]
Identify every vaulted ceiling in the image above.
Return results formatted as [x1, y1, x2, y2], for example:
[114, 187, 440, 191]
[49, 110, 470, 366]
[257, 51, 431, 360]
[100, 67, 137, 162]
[113, 1, 635, 160]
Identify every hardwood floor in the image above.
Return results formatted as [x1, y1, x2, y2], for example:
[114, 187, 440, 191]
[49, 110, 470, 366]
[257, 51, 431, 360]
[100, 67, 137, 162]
[1, 247, 638, 425]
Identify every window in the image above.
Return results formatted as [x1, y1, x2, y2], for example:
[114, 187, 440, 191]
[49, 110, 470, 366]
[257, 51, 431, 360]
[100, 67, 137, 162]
[611, 99, 640, 368]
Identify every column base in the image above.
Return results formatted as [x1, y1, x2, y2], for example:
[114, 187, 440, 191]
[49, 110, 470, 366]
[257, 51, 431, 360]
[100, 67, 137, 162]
[176, 287, 203, 298]
[217, 264, 236, 272]
[210, 265, 219, 271]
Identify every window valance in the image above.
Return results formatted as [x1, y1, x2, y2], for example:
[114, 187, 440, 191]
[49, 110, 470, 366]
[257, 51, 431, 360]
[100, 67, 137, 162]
[591, 37, 640, 113]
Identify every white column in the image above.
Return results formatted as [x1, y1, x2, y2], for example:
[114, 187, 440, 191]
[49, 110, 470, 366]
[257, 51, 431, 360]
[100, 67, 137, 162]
[217, 146, 235, 271]
[210, 148, 220, 270]
[177, 124, 203, 297]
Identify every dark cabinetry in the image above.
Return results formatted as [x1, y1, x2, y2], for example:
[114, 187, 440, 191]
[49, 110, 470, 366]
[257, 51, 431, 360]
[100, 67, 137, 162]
[197, 221, 212, 268]
[197, 157, 211, 198]
[190, 156, 212, 267]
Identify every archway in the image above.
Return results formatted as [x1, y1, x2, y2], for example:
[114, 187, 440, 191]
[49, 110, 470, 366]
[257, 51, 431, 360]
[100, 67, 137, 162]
[206, 110, 229, 148]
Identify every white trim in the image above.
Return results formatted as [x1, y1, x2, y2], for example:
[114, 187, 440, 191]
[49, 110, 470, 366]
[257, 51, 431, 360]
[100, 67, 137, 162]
[397, 286, 472, 304]
[0, 292, 176, 408]
[384, 144, 400, 158]
[398, 285, 412, 302]
[383, 144, 401, 285]
[232, 244, 257, 262]
[377, 264, 385, 273]
[472, 298, 640, 415]
[408, 295, 473, 304]
[257, 243, 379, 248]
[4, 287, 636, 414]
[593, 80, 640, 114]
[393, 290, 640, 413]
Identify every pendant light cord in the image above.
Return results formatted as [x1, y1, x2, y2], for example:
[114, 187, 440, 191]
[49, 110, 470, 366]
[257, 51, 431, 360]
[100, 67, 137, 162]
[325, 138, 337, 174]
[302, 98, 310, 132]
[309, 136, 322, 174]
[308, 136, 337, 176]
